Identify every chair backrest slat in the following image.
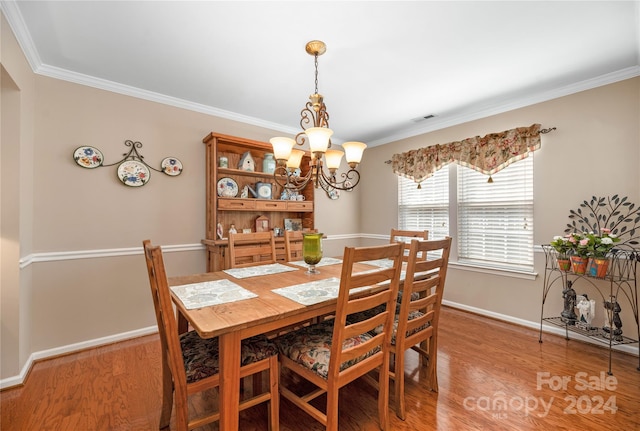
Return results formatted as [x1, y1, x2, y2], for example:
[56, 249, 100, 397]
[390, 228, 429, 261]
[283, 230, 304, 262]
[284, 229, 319, 262]
[228, 231, 277, 268]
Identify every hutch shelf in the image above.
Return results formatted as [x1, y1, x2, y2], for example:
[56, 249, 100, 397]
[202, 132, 315, 271]
[539, 245, 639, 375]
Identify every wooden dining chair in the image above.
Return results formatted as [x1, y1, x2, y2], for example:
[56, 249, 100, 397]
[389, 237, 451, 420]
[283, 229, 318, 261]
[389, 228, 429, 261]
[283, 230, 304, 262]
[142, 239, 189, 335]
[274, 242, 404, 430]
[142, 240, 280, 431]
[228, 231, 277, 268]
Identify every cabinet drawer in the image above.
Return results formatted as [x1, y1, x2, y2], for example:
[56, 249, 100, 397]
[218, 198, 257, 210]
[287, 201, 313, 211]
[256, 200, 287, 211]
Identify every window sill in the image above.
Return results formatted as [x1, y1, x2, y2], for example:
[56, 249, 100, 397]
[449, 260, 538, 280]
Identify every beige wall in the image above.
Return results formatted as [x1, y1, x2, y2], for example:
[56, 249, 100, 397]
[361, 77, 640, 339]
[1, 12, 37, 379]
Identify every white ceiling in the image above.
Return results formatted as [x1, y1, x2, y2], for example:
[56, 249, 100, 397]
[3, 1, 639, 147]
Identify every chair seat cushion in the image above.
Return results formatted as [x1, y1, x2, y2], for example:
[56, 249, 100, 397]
[346, 304, 386, 325]
[396, 290, 420, 310]
[374, 310, 428, 344]
[344, 291, 419, 323]
[347, 310, 428, 344]
[274, 321, 379, 380]
[180, 331, 278, 384]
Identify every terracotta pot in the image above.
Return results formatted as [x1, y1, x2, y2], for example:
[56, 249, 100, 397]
[589, 257, 610, 278]
[557, 258, 571, 271]
[570, 255, 589, 275]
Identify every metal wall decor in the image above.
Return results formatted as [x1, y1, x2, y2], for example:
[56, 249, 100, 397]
[563, 195, 640, 248]
[73, 140, 183, 187]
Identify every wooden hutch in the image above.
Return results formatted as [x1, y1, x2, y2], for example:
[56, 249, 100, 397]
[202, 132, 315, 271]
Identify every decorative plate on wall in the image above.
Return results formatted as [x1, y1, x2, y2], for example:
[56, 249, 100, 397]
[117, 160, 150, 187]
[326, 186, 340, 200]
[161, 157, 183, 176]
[73, 146, 104, 169]
[344, 180, 354, 192]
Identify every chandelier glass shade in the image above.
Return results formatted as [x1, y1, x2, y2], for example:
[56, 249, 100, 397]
[270, 40, 366, 193]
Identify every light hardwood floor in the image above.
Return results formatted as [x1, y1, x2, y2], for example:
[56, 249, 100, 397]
[2, 307, 639, 431]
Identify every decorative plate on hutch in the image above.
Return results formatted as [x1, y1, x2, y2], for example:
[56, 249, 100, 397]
[73, 146, 104, 169]
[117, 160, 150, 187]
[217, 177, 239, 197]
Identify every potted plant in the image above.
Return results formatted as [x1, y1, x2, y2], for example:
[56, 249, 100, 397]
[550, 235, 572, 271]
[585, 229, 620, 277]
[568, 232, 590, 274]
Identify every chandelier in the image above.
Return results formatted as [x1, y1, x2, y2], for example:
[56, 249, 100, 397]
[270, 40, 367, 193]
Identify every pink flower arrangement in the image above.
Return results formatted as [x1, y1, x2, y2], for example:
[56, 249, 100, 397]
[563, 229, 620, 259]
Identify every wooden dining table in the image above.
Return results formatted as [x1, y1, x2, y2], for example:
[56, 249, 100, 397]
[168, 258, 387, 431]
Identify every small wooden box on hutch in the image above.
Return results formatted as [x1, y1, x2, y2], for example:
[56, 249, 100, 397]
[202, 132, 315, 271]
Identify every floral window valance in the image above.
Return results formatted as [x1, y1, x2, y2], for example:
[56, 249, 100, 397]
[391, 123, 546, 186]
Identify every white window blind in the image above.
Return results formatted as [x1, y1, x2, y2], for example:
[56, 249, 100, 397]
[397, 156, 534, 271]
[398, 166, 449, 240]
[457, 156, 534, 269]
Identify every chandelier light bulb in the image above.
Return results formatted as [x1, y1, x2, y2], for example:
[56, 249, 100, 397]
[305, 127, 333, 154]
[342, 141, 367, 166]
[286, 149, 305, 169]
[324, 149, 344, 171]
[270, 137, 296, 162]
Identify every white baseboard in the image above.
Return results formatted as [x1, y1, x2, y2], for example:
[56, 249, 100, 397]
[0, 326, 158, 390]
[443, 300, 639, 357]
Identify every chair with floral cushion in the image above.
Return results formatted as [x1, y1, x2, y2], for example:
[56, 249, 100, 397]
[142, 240, 280, 431]
[389, 237, 451, 420]
[274, 242, 403, 430]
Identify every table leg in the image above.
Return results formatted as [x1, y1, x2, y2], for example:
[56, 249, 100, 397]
[177, 310, 189, 334]
[219, 331, 241, 431]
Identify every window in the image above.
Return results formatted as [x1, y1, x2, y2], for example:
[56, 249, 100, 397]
[398, 166, 449, 240]
[398, 157, 534, 271]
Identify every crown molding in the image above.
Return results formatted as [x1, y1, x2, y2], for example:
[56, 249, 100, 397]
[367, 66, 640, 147]
[1, 0, 42, 71]
[37, 61, 640, 149]
[3, 1, 639, 147]
[37, 63, 301, 136]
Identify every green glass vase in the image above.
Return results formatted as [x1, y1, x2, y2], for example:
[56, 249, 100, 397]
[303, 232, 323, 274]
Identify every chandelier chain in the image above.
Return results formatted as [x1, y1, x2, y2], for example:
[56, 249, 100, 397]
[314, 54, 319, 95]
